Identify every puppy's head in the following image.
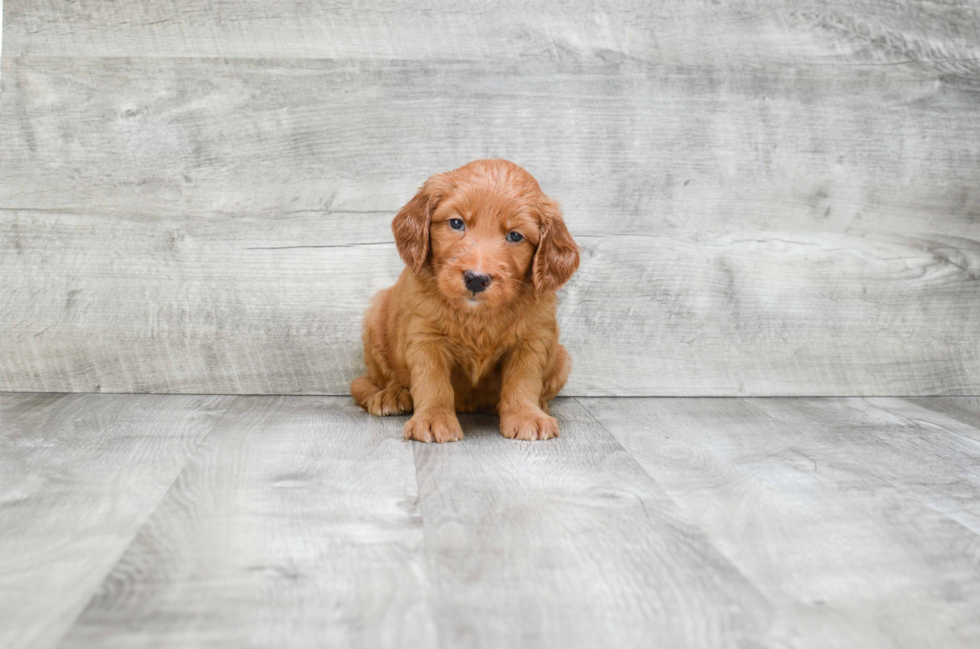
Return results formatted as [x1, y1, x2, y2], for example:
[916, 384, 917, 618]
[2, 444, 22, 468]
[392, 159, 579, 310]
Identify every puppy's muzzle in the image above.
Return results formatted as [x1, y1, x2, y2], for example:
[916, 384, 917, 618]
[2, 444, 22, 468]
[463, 271, 492, 294]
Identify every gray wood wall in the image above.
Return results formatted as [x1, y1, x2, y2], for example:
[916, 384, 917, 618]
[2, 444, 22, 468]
[1, 1, 978, 396]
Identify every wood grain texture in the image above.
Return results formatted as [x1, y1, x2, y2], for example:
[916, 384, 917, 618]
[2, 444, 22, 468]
[1, 1, 979, 395]
[906, 397, 980, 434]
[3, 394, 980, 647]
[412, 399, 773, 648]
[59, 396, 435, 649]
[2, 53, 979, 395]
[579, 396, 980, 648]
[0, 392, 233, 649]
[764, 398, 980, 534]
[4, 0, 980, 67]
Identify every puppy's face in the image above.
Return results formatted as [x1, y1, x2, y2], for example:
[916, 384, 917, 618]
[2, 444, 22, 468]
[392, 160, 579, 310]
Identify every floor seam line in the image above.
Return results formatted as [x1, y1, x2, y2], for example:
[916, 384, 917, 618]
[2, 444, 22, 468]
[410, 441, 444, 649]
[760, 397, 980, 541]
[570, 396, 778, 615]
[865, 397, 980, 452]
[49, 394, 243, 647]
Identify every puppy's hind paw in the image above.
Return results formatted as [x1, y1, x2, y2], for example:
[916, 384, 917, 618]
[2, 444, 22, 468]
[365, 385, 413, 416]
[351, 375, 381, 409]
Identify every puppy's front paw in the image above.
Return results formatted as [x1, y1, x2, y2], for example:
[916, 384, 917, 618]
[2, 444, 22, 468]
[500, 408, 559, 441]
[404, 409, 463, 443]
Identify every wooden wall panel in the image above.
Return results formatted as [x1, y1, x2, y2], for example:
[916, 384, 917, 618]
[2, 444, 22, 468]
[1, 2, 978, 395]
[4, 0, 980, 68]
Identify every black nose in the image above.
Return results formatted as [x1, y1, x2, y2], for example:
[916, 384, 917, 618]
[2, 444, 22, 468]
[464, 271, 492, 294]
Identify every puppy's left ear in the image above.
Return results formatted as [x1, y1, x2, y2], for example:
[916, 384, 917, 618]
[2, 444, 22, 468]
[392, 174, 448, 274]
[532, 196, 580, 296]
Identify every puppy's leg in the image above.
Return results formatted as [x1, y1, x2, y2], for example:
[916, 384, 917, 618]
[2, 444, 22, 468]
[403, 344, 462, 443]
[498, 341, 559, 441]
[353, 303, 388, 412]
[539, 344, 572, 412]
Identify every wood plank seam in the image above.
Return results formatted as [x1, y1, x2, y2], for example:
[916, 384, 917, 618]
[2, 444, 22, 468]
[43, 395, 242, 649]
[759, 397, 980, 540]
[876, 398, 980, 451]
[570, 395, 751, 550]
[409, 442, 445, 649]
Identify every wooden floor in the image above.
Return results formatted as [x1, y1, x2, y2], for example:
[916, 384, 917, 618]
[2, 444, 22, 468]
[2, 394, 979, 648]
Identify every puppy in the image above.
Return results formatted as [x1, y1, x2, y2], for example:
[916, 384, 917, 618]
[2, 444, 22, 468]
[351, 159, 579, 443]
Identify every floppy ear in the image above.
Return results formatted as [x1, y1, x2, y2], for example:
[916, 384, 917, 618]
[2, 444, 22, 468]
[532, 196, 580, 296]
[392, 174, 447, 274]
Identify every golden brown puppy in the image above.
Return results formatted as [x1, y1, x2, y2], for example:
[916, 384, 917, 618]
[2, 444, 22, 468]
[351, 159, 579, 443]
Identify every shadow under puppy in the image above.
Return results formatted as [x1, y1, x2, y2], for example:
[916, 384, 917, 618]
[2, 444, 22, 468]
[352, 159, 580, 443]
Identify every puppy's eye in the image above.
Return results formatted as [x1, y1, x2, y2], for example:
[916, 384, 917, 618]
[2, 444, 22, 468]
[449, 218, 465, 231]
[506, 231, 524, 243]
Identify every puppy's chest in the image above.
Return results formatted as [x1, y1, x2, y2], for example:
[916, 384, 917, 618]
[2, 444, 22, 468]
[448, 328, 517, 385]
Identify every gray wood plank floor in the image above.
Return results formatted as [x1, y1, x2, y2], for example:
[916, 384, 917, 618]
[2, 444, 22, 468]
[0, 393, 234, 649]
[580, 397, 980, 648]
[2, 393, 979, 648]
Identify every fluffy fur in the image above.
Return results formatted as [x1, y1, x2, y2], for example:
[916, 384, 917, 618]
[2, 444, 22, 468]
[351, 159, 580, 442]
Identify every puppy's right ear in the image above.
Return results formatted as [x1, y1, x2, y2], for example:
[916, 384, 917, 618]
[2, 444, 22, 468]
[392, 174, 448, 274]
